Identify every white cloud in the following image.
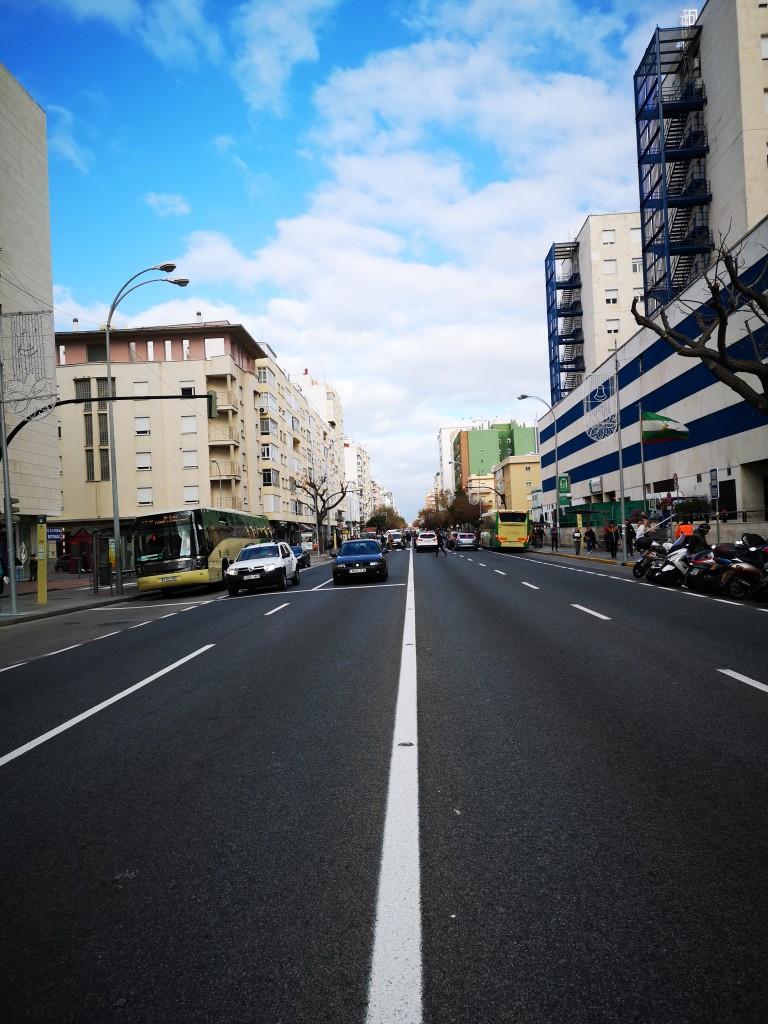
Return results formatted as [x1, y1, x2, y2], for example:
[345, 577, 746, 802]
[145, 192, 191, 217]
[47, 104, 94, 173]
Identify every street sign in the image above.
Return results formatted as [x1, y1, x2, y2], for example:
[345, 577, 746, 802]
[709, 467, 718, 501]
[46, 527, 64, 539]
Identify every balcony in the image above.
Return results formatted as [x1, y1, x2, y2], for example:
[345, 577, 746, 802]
[208, 426, 240, 446]
[209, 461, 241, 479]
[210, 390, 237, 411]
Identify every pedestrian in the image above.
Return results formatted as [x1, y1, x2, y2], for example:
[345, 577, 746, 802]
[550, 524, 559, 551]
[436, 531, 447, 557]
[572, 527, 582, 555]
[675, 519, 693, 541]
[29, 553, 38, 581]
[604, 521, 619, 558]
[624, 519, 636, 557]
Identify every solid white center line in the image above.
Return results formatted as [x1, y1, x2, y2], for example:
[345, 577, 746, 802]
[366, 551, 421, 1024]
[0, 645, 215, 769]
[264, 603, 289, 616]
[718, 668, 768, 694]
[572, 603, 611, 621]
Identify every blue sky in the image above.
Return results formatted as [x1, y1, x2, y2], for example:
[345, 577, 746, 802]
[1, 0, 684, 520]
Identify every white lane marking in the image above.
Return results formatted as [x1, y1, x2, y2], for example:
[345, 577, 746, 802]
[129, 621, 151, 629]
[522, 582, 539, 590]
[478, 562, 487, 567]
[41, 644, 82, 658]
[572, 603, 611, 621]
[493, 570, 506, 576]
[718, 668, 768, 694]
[264, 603, 289, 616]
[0, 663, 27, 673]
[93, 631, 122, 641]
[366, 550, 421, 1024]
[0, 645, 215, 769]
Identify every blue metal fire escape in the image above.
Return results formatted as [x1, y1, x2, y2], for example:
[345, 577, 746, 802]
[545, 241, 585, 406]
[634, 25, 713, 315]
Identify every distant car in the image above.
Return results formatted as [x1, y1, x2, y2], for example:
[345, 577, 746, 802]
[415, 531, 438, 552]
[454, 532, 478, 551]
[54, 555, 71, 572]
[290, 545, 311, 569]
[225, 542, 299, 595]
[332, 539, 388, 585]
[388, 531, 405, 549]
[447, 530, 460, 549]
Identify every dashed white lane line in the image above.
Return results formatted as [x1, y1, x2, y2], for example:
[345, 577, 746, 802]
[0, 645, 215, 769]
[264, 603, 289, 616]
[366, 551, 421, 1024]
[572, 603, 611, 621]
[522, 582, 539, 590]
[493, 570, 507, 576]
[718, 668, 768, 695]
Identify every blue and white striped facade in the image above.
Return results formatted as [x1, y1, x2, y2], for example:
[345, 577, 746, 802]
[537, 216, 768, 521]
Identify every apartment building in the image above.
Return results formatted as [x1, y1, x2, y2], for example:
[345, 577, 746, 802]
[290, 369, 345, 499]
[545, 212, 643, 405]
[493, 455, 542, 514]
[635, 0, 768, 313]
[54, 320, 342, 548]
[343, 438, 373, 530]
[451, 422, 536, 493]
[0, 64, 61, 575]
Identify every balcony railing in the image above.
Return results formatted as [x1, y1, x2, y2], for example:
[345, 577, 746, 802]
[208, 426, 240, 444]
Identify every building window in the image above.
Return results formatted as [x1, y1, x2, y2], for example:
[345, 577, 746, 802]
[607, 319, 620, 334]
[164, 339, 173, 360]
[602, 229, 615, 245]
[59, 345, 66, 364]
[147, 340, 154, 360]
[136, 452, 152, 471]
[205, 337, 225, 359]
[180, 380, 195, 397]
[98, 412, 109, 446]
[129, 342, 137, 361]
[137, 487, 153, 506]
[762, 35, 768, 59]
[135, 416, 150, 435]
[262, 469, 279, 486]
[133, 380, 149, 397]
[605, 289, 618, 305]
[181, 416, 197, 434]
[99, 449, 110, 480]
[631, 227, 641, 247]
[85, 449, 95, 482]
[603, 259, 617, 275]
[96, 377, 111, 411]
[183, 485, 199, 504]
[84, 414, 93, 446]
[632, 258, 642, 273]
[182, 339, 190, 360]
[182, 450, 198, 469]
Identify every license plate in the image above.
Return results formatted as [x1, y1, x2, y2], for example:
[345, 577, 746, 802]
[244, 573, 261, 580]
[160, 576, 178, 582]
[350, 567, 366, 573]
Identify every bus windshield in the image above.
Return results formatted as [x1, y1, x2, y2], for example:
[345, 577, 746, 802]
[135, 511, 196, 563]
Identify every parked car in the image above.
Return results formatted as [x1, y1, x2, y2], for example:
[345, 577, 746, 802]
[415, 531, 438, 552]
[454, 532, 479, 551]
[225, 542, 299, 595]
[332, 539, 388, 585]
[447, 531, 460, 549]
[290, 545, 311, 569]
[54, 555, 71, 572]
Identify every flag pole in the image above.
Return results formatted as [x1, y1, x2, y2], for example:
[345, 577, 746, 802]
[638, 355, 648, 516]
[615, 349, 627, 562]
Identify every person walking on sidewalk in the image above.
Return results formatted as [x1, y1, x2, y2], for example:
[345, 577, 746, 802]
[584, 525, 596, 552]
[604, 521, 619, 559]
[29, 553, 38, 581]
[572, 527, 582, 555]
[550, 524, 559, 551]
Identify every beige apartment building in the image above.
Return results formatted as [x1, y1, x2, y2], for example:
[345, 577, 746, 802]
[54, 321, 343, 556]
[493, 455, 542, 513]
[0, 64, 61, 577]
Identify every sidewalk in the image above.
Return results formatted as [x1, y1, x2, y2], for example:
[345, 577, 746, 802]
[0, 574, 137, 627]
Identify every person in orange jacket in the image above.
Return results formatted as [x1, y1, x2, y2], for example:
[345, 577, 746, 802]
[675, 519, 694, 541]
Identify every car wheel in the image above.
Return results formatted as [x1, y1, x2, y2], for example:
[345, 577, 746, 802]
[292, 567, 300, 586]
[278, 569, 288, 590]
[227, 584, 239, 597]
[333, 577, 341, 585]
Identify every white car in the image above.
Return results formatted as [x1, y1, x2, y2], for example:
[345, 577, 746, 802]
[415, 531, 438, 552]
[225, 542, 299, 595]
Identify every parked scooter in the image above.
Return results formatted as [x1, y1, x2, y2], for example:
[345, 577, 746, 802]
[684, 538, 765, 599]
[632, 537, 670, 579]
[645, 524, 711, 586]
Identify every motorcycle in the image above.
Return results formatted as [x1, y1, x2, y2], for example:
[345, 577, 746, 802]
[684, 536, 768, 598]
[632, 538, 670, 579]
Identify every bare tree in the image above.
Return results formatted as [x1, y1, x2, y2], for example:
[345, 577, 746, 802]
[295, 473, 349, 552]
[631, 242, 768, 416]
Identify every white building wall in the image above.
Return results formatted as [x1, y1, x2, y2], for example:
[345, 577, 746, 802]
[0, 64, 61, 549]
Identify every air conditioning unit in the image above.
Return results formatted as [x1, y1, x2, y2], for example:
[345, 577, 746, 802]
[259, 407, 266, 414]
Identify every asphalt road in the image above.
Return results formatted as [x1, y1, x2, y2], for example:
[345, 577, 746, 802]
[1, 549, 766, 1023]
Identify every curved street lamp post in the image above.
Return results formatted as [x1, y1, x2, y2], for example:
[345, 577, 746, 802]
[518, 393, 559, 539]
[106, 264, 188, 593]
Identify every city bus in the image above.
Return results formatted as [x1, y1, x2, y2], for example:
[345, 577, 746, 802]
[135, 507, 272, 593]
[479, 509, 531, 551]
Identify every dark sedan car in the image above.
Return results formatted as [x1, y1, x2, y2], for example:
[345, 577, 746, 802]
[290, 545, 311, 569]
[332, 539, 388, 585]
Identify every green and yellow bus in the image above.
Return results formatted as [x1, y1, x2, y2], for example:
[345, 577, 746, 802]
[479, 509, 531, 551]
[135, 507, 272, 593]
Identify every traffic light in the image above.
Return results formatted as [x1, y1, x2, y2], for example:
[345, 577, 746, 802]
[5, 497, 20, 523]
[206, 390, 218, 418]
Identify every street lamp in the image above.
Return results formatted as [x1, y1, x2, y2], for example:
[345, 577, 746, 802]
[105, 264, 188, 593]
[518, 393, 559, 538]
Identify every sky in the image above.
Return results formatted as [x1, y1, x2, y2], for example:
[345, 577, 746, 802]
[1, 0, 684, 522]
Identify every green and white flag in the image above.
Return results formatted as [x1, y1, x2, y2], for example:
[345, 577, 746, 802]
[641, 410, 689, 444]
